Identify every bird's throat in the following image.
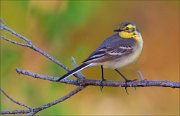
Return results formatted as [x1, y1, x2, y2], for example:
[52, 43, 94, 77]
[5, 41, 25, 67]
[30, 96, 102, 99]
[119, 31, 134, 38]
[119, 31, 142, 42]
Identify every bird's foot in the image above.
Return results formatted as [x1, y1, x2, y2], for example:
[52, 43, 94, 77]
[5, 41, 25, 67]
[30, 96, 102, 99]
[124, 79, 137, 94]
[100, 78, 106, 92]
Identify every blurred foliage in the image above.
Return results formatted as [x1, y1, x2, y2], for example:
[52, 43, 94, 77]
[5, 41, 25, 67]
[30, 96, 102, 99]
[29, 1, 97, 40]
[1, 0, 179, 115]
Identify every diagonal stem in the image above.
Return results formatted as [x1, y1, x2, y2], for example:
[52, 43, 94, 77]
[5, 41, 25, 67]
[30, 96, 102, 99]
[0, 87, 33, 110]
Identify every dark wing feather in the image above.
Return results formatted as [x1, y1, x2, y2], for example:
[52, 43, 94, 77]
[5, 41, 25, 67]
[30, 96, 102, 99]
[83, 33, 136, 63]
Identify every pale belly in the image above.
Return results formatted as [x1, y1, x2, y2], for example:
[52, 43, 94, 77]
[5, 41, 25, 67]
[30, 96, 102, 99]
[102, 42, 143, 69]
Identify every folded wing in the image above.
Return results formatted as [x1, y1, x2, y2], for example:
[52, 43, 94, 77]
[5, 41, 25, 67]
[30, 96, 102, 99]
[83, 37, 136, 63]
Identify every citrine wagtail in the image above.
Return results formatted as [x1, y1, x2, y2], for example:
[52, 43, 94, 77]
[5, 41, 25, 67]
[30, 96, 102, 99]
[56, 21, 143, 83]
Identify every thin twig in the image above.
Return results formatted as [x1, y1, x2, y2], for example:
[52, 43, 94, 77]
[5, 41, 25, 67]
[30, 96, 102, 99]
[0, 22, 32, 44]
[71, 57, 85, 79]
[0, 35, 30, 47]
[137, 70, 145, 80]
[0, 87, 33, 110]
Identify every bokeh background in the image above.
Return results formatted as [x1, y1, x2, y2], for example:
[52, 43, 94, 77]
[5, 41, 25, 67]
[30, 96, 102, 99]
[1, 0, 179, 115]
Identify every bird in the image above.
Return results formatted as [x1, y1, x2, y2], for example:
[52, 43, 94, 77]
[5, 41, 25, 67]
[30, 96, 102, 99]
[56, 21, 143, 86]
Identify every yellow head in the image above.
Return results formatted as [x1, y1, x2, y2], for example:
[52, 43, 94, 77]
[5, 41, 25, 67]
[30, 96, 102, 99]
[114, 21, 141, 41]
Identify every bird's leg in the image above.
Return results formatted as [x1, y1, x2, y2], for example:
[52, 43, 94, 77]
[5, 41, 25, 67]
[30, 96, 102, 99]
[114, 69, 136, 94]
[114, 69, 130, 81]
[100, 65, 106, 91]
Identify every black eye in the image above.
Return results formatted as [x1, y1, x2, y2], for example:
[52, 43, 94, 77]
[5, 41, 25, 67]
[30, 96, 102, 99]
[126, 27, 129, 30]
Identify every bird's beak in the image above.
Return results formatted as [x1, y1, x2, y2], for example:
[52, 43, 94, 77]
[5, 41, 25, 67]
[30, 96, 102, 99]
[114, 29, 121, 32]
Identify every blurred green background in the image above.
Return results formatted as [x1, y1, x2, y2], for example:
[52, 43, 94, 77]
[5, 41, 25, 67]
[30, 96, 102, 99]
[1, 0, 179, 115]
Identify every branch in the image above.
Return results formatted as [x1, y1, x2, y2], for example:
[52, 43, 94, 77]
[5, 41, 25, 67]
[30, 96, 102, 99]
[15, 68, 180, 88]
[0, 19, 80, 78]
[0, 18, 88, 115]
[0, 86, 85, 115]
[0, 87, 33, 110]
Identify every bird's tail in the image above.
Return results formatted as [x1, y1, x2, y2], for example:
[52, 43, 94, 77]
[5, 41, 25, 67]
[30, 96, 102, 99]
[56, 63, 91, 81]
